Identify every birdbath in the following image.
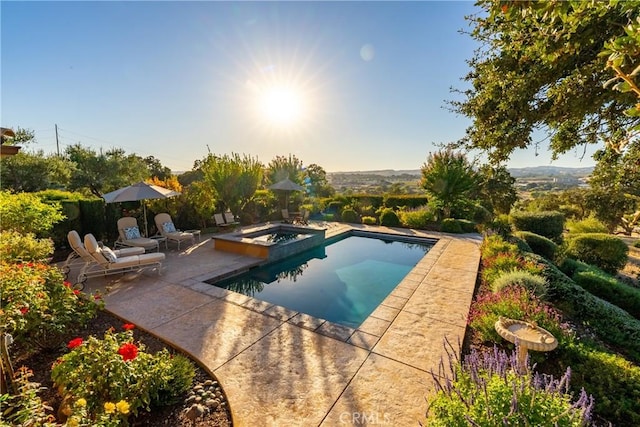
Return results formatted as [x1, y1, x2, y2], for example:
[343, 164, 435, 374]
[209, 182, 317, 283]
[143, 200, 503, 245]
[494, 316, 558, 372]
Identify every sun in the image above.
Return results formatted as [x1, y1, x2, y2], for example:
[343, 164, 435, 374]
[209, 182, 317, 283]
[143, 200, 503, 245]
[255, 84, 306, 128]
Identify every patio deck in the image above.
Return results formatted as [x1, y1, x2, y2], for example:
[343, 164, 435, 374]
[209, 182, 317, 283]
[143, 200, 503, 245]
[78, 222, 481, 426]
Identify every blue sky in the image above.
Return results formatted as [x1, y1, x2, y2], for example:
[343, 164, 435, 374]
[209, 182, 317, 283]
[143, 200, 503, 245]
[2, 1, 596, 172]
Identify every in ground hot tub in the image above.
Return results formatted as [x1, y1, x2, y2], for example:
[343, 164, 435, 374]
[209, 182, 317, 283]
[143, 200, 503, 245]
[211, 224, 326, 262]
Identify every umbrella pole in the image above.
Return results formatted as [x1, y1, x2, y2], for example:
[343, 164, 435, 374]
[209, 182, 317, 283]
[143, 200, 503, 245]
[143, 202, 148, 237]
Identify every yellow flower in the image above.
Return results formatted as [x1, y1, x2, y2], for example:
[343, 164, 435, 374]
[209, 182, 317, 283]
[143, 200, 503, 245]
[116, 400, 130, 415]
[76, 398, 87, 408]
[67, 418, 79, 427]
[104, 402, 116, 414]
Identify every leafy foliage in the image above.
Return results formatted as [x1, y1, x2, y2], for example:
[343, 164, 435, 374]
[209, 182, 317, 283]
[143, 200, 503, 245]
[340, 208, 359, 224]
[564, 233, 629, 274]
[378, 208, 400, 227]
[565, 216, 609, 234]
[510, 211, 565, 242]
[476, 164, 518, 215]
[0, 231, 54, 263]
[0, 150, 72, 192]
[514, 231, 558, 261]
[491, 270, 548, 299]
[0, 191, 65, 236]
[420, 149, 478, 219]
[398, 207, 436, 230]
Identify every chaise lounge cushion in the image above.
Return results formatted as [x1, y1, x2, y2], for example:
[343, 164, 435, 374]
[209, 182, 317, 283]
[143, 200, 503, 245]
[84, 234, 165, 268]
[124, 226, 142, 240]
[162, 222, 177, 233]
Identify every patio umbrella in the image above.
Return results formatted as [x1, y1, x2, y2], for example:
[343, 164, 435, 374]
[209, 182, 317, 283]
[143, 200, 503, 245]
[268, 178, 305, 210]
[102, 182, 181, 237]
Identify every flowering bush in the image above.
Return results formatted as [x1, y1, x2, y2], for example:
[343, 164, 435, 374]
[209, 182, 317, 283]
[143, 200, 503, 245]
[0, 230, 54, 263]
[468, 286, 566, 344]
[0, 262, 102, 349]
[481, 252, 543, 285]
[51, 325, 195, 424]
[426, 346, 594, 426]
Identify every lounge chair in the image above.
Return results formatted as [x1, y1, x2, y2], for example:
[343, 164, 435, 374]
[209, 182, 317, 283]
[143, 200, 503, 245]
[116, 217, 162, 252]
[281, 209, 293, 224]
[214, 213, 234, 228]
[72, 233, 165, 289]
[295, 209, 310, 225]
[224, 212, 240, 227]
[62, 230, 146, 286]
[154, 213, 196, 250]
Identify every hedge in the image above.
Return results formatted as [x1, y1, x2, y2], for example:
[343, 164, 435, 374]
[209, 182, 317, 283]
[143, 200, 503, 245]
[383, 195, 429, 209]
[564, 233, 629, 274]
[510, 211, 565, 241]
[514, 231, 558, 260]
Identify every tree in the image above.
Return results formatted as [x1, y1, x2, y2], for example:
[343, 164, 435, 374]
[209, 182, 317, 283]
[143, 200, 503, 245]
[266, 154, 303, 185]
[304, 163, 335, 197]
[65, 144, 150, 197]
[1, 150, 72, 192]
[420, 149, 479, 219]
[144, 156, 173, 181]
[476, 165, 518, 215]
[200, 153, 263, 215]
[452, 1, 640, 164]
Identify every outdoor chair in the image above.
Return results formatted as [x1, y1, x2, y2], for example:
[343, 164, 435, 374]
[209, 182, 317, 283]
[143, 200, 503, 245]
[116, 217, 162, 252]
[281, 209, 293, 224]
[224, 212, 240, 227]
[78, 233, 164, 288]
[295, 209, 310, 225]
[62, 230, 146, 287]
[214, 213, 234, 229]
[154, 213, 196, 250]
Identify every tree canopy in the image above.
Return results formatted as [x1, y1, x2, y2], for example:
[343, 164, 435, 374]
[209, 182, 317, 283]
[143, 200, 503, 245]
[453, 0, 640, 164]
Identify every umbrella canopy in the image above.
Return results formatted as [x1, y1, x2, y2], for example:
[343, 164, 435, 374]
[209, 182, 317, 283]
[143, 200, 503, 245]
[102, 182, 181, 237]
[268, 178, 305, 210]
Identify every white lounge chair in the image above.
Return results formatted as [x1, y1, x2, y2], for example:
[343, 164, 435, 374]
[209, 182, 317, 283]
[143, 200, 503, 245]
[154, 213, 196, 250]
[224, 212, 240, 227]
[214, 213, 232, 228]
[71, 233, 165, 289]
[116, 217, 162, 252]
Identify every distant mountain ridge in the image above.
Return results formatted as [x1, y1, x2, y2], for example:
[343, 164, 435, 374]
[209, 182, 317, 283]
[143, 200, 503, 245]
[329, 166, 594, 177]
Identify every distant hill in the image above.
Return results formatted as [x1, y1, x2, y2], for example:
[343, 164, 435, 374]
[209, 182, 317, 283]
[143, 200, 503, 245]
[328, 166, 593, 178]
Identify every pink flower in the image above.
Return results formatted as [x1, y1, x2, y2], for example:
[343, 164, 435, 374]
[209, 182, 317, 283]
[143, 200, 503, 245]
[67, 338, 83, 349]
[117, 343, 138, 361]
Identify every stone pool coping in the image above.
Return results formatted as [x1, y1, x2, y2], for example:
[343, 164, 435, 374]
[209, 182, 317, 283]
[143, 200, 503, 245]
[80, 222, 481, 426]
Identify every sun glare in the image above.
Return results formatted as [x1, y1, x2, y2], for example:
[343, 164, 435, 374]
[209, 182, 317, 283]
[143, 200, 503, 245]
[257, 85, 304, 127]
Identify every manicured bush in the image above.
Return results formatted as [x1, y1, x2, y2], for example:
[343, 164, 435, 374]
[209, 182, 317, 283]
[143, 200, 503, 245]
[398, 207, 436, 229]
[426, 347, 593, 426]
[361, 216, 377, 225]
[325, 201, 344, 214]
[530, 253, 640, 363]
[468, 286, 565, 343]
[379, 208, 400, 227]
[0, 262, 102, 349]
[491, 270, 548, 298]
[509, 234, 533, 253]
[79, 199, 107, 240]
[0, 231, 54, 263]
[572, 269, 640, 319]
[564, 233, 628, 274]
[557, 341, 640, 425]
[51, 325, 195, 422]
[514, 231, 558, 260]
[510, 210, 565, 242]
[347, 194, 384, 210]
[340, 208, 359, 224]
[566, 216, 608, 234]
[458, 219, 477, 232]
[440, 218, 463, 233]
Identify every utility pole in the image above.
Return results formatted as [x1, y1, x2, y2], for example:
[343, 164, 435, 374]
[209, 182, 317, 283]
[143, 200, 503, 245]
[55, 124, 60, 156]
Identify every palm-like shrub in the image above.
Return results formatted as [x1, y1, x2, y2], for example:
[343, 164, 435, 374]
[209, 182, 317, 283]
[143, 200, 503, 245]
[420, 149, 479, 219]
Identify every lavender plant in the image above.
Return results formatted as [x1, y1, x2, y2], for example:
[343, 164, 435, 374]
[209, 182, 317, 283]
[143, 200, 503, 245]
[425, 343, 594, 426]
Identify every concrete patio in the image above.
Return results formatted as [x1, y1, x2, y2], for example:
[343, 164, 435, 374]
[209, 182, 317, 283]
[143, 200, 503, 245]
[78, 222, 481, 426]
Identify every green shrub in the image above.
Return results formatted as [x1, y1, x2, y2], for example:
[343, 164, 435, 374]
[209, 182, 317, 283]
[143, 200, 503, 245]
[383, 195, 429, 209]
[340, 208, 359, 223]
[487, 214, 512, 238]
[51, 325, 195, 422]
[346, 194, 384, 210]
[1, 367, 57, 426]
[564, 233, 629, 274]
[0, 231, 54, 263]
[441, 218, 463, 233]
[572, 269, 640, 319]
[514, 231, 558, 260]
[510, 210, 565, 241]
[0, 191, 65, 236]
[468, 286, 565, 343]
[398, 207, 436, 229]
[79, 199, 107, 240]
[557, 341, 640, 425]
[0, 262, 102, 349]
[325, 201, 343, 214]
[481, 252, 543, 286]
[635, 241, 640, 248]
[530, 253, 640, 363]
[426, 347, 592, 426]
[480, 234, 520, 259]
[509, 235, 533, 253]
[566, 216, 608, 234]
[361, 216, 377, 225]
[379, 208, 400, 227]
[491, 270, 548, 298]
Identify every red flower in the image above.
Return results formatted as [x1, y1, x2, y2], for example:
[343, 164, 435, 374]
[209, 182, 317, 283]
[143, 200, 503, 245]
[63, 281, 72, 288]
[122, 323, 135, 331]
[27, 262, 34, 268]
[19, 307, 29, 315]
[67, 338, 83, 349]
[73, 289, 80, 295]
[94, 294, 102, 301]
[117, 343, 138, 361]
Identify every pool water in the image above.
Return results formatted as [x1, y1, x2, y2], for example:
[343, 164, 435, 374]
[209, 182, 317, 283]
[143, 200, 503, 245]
[210, 234, 433, 328]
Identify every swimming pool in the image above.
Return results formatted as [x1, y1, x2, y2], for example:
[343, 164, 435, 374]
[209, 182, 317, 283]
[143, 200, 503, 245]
[208, 233, 435, 328]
